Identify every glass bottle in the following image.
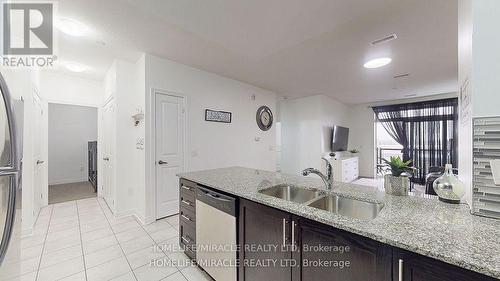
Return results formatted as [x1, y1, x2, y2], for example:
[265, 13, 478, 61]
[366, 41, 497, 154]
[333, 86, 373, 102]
[433, 164, 465, 204]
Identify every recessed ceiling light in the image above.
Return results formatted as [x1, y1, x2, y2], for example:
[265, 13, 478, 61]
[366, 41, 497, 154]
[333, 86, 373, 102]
[363, 57, 392, 69]
[56, 18, 89, 37]
[62, 61, 90, 73]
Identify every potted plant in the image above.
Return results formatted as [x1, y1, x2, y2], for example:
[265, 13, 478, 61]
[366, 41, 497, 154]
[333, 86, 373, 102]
[381, 156, 414, 196]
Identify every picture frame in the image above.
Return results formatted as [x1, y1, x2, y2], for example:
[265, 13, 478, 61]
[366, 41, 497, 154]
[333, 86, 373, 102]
[205, 109, 232, 123]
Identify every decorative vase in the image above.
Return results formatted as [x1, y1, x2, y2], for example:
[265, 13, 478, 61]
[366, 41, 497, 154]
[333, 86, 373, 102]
[433, 164, 465, 204]
[384, 174, 409, 196]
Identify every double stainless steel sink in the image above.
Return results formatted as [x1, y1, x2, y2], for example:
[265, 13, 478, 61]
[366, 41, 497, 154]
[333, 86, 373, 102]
[258, 184, 322, 204]
[258, 184, 384, 220]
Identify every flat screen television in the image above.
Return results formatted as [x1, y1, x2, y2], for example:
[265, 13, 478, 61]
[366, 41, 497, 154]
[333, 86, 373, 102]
[332, 125, 349, 151]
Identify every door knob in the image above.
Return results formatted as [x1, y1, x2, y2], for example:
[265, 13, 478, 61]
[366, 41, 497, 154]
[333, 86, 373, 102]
[103, 157, 110, 161]
[158, 160, 168, 165]
[36, 160, 44, 165]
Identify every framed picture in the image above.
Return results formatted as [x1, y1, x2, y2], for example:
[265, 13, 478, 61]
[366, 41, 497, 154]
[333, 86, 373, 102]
[205, 109, 232, 123]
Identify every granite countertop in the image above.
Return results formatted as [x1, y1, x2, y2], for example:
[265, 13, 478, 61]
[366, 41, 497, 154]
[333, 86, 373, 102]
[178, 167, 500, 279]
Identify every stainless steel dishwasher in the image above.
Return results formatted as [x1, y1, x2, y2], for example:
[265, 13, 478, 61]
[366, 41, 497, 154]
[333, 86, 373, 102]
[196, 185, 237, 281]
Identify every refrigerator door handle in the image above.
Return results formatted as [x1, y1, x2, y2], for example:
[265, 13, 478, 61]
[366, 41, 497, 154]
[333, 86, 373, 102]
[0, 73, 21, 266]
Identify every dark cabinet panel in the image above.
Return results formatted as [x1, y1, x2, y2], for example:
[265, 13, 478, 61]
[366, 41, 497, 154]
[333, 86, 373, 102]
[292, 217, 392, 281]
[239, 199, 292, 281]
[393, 249, 497, 281]
[179, 179, 197, 260]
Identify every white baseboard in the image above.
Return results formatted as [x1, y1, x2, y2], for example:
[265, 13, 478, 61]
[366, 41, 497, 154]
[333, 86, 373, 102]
[114, 209, 149, 226]
[143, 215, 155, 225]
[49, 178, 88, 185]
[135, 214, 149, 225]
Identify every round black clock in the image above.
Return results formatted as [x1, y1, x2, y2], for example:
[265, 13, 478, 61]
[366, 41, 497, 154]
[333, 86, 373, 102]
[256, 106, 273, 131]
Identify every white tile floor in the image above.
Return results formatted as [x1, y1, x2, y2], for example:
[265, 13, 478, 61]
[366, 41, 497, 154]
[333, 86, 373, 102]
[1, 198, 213, 281]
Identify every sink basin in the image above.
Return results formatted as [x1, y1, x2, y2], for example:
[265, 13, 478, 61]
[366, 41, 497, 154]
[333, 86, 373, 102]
[259, 184, 322, 204]
[308, 195, 384, 220]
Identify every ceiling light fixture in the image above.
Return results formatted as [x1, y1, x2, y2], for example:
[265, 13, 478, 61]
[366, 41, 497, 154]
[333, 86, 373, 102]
[63, 61, 90, 73]
[363, 57, 392, 69]
[56, 18, 89, 37]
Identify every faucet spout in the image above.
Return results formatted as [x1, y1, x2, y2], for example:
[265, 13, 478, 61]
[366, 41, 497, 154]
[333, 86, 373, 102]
[302, 167, 333, 190]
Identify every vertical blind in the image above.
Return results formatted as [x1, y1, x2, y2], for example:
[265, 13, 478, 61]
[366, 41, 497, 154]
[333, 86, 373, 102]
[373, 98, 458, 183]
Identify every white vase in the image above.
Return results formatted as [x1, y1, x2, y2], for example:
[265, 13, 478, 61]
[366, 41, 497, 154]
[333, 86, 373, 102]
[384, 174, 409, 196]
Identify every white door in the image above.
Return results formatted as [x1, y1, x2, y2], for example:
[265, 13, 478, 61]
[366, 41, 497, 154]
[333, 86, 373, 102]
[33, 91, 44, 212]
[102, 99, 116, 211]
[155, 93, 185, 219]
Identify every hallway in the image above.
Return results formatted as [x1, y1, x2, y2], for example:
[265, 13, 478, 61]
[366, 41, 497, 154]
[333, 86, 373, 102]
[48, 182, 96, 204]
[1, 198, 212, 281]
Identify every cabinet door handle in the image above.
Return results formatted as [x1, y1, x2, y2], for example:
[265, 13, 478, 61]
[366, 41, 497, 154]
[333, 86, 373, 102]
[181, 185, 192, 191]
[291, 220, 296, 249]
[181, 199, 192, 206]
[282, 218, 287, 246]
[181, 214, 192, 222]
[398, 258, 403, 281]
[181, 236, 191, 244]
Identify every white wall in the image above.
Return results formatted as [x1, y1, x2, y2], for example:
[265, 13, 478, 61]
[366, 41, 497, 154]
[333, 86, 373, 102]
[472, 0, 500, 117]
[1, 68, 46, 235]
[458, 0, 500, 206]
[458, 0, 473, 206]
[48, 103, 97, 185]
[114, 58, 146, 218]
[143, 54, 277, 222]
[348, 105, 376, 178]
[39, 71, 104, 107]
[279, 95, 350, 176]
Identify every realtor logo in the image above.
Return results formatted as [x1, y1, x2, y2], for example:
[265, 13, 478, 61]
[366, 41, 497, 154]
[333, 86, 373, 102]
[3, 3, 53, 55]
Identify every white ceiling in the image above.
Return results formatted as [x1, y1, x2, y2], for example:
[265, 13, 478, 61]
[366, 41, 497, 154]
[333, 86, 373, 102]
[51, 0, 458, 104]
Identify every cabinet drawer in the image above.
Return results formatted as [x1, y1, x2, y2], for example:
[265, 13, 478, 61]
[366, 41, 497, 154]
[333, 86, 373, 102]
[180, 193, 196, 213]
[180, 185, 195, 202]
[180, 207, 196, 227]
[179, 179, 196, 198]
[180, 221, 196, 259]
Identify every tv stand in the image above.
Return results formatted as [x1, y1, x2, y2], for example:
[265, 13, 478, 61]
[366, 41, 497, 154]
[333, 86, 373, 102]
[331, 156, 359, 183]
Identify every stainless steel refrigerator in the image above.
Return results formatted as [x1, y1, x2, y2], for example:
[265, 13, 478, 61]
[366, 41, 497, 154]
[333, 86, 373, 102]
[0, 72, 21, 266]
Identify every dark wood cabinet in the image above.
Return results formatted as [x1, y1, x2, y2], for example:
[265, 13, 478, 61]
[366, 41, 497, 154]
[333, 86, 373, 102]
[179, 179, 197, 260]
[239, 199, 293, 281]
[292, 216, 392, 281]
[393, 248, 497, 281]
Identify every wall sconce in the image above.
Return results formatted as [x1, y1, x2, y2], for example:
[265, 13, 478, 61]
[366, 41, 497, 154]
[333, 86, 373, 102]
[132, 109, 144, 126]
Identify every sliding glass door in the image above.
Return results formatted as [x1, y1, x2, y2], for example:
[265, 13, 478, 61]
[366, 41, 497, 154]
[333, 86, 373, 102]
[373, 98, 458, 184]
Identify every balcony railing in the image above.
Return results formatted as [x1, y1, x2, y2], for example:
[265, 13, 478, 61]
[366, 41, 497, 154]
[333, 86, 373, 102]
[376, 146, 456, 178]
[376, 147, 402, 175]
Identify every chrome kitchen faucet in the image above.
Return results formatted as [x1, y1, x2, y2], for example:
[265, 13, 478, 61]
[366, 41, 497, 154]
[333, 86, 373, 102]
[302, 157, 334, 190]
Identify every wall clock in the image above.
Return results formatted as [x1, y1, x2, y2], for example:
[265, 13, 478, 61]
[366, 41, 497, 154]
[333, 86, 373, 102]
[256, 106, 273, 131]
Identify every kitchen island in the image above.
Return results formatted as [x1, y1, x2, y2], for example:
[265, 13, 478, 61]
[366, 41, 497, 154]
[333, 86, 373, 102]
[178, 167, 500, 280]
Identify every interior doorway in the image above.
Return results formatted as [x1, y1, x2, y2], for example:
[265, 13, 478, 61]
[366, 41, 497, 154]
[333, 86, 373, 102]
[47, 103, 98, 204]
[154, 92, 186, 219]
